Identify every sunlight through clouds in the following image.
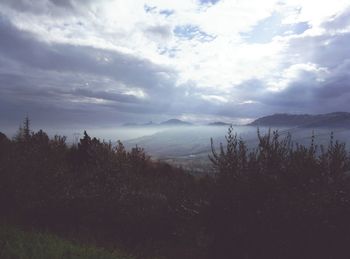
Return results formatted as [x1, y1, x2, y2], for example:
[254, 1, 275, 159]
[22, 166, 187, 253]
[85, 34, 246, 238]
[0, 0, 350, 127]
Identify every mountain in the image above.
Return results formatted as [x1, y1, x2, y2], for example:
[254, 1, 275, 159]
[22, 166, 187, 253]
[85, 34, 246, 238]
[249, 112, 350, 128]
[143, 121, 155, 126]
[208, 121, 231, 126]
[122, 122, 139, 127]
[122, 121, 157, 127]
[160, 119, 192, 126]
[123, 119, 192, 127]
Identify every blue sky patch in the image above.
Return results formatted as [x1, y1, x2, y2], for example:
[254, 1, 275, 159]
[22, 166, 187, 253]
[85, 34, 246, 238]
[174, 25, 215, 42]
[159, 47, 179, 58]
[241, 12, 310, 44]
[144, 5, 174, 17]
[292, 22, 310, 35]
[199, 0, 220, 5]
[144, 4, 157, 13]
[159, 9, 175, 17]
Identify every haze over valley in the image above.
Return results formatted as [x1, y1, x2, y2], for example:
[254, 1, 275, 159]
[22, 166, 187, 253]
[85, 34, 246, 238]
[1, 1, 350, 258]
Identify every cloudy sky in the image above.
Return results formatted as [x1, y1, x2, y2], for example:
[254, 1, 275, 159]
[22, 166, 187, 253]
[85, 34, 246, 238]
[1, 0, 350, 131]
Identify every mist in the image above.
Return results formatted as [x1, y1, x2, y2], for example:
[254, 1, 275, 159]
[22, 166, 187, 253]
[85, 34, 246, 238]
[82, 125, 350, 170]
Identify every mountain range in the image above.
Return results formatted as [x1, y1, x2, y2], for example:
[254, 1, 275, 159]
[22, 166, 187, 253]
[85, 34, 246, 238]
[123, 112, 350, 128]
[122, 119, 192, 127]
[249, 112, 350, 128]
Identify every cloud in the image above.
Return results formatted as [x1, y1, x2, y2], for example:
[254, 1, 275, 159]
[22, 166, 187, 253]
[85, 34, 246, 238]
[260, 8, 350, 113]
[0, 15, 178, 89]
[144, 24, 173, 40]
[1, 0, 350, 131]
[322, 7, 350, 31]
[0, 16, 184, 127]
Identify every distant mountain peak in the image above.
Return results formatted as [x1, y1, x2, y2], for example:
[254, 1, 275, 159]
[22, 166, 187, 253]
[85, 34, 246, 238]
[208, 121, 231, 126]
[122, 122, 139, 127]
[160, 119, 192, 126]
[122, 121, 157, 127]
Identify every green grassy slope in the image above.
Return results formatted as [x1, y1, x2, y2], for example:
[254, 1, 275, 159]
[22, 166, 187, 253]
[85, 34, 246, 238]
[0, 225, 133, 259]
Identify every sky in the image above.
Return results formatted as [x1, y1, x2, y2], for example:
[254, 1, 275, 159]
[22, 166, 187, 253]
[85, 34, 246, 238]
[1, 0, 350, 131]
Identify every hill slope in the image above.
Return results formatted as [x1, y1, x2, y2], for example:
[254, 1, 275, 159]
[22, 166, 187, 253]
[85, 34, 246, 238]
[249, 112, 350, 128]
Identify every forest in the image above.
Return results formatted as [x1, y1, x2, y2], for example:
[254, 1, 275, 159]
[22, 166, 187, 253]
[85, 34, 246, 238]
[1, 118, 350, 259]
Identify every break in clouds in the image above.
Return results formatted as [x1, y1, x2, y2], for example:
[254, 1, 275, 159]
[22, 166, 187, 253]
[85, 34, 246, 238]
[1, 0, 350, 130]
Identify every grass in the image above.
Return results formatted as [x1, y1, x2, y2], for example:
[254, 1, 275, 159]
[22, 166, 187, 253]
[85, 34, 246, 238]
[0, 224, 134, 259]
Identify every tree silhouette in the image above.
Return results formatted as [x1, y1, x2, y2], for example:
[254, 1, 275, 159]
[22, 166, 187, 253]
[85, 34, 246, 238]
[1, 119, 350, 259]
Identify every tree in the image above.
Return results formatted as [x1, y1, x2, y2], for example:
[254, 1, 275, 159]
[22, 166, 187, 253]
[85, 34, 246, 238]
[209, 125, 248, 179]
[14, 116, 32, 142]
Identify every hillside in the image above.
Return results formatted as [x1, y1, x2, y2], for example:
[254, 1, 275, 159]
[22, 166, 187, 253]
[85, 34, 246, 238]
[249, 112, 350, 128]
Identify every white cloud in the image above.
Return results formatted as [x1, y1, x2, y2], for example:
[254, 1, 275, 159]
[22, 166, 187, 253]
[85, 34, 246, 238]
[3, 0, 348, 91]
[267, 63, 329, 91]
[1, 0, 350, 126]
[200, 94, 228, 103]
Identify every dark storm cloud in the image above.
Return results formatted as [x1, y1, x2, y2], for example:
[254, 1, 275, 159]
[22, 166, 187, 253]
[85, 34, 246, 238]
[1, 1, 350, 130]
[238, 8, 350, 116]
[290, 33, 350, 69]
[0, 0, 96, 15]
[0, 0, 70, 16]
[322, 7, 350, 31]
[0, 0, 48, 14]
[0, 16, 177, 92]
[48, 0, 74, 8]
[240, 63, 350, 115]
[285, 8, 350, 69]
[0, 70, 173, 129]
[0, 13, 227, 128]
[256, 69, 350, 115]
[0, 15, 187, 128]
[0, 68, 177, 126]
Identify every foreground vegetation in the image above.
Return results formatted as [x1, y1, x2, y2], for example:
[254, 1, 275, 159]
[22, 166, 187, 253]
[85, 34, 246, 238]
[1, 118, 350, 258]
[0, 224, 132, 259]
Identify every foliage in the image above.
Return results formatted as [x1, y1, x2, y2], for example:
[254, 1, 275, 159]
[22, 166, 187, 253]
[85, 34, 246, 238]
[0, 120, 199, 258]
[207, 126, 350, 258]
[1, 121, 350, 258]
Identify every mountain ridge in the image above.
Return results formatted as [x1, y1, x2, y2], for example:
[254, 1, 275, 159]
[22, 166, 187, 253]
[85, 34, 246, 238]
[160, 119, 192, 126]
[208, 121, 232, 126]
[122, 119, 192, 127]
[248, 112, 350, 128]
